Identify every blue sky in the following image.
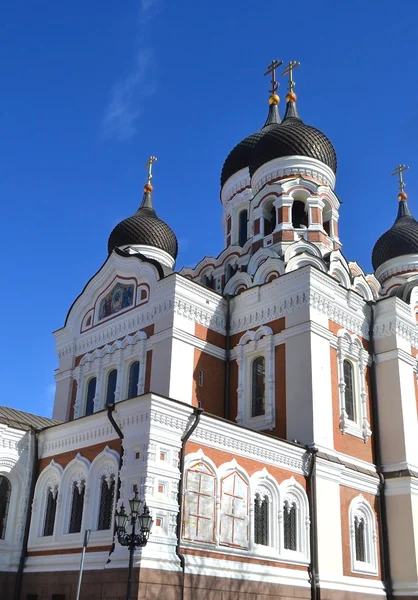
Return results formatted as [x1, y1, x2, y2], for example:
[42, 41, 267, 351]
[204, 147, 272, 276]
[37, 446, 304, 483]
[1, 0, 417, 417]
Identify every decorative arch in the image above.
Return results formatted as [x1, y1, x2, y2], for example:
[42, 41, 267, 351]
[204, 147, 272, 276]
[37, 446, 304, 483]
[57, 454, 90, 537]
[0, 464, 23, 544]
[219, 460, 250, 549]
[286, 253, 327, 274]
[30, 460, 63, 541]
[253, 257, 285, 285]
[279, 477, 310, 561]
[348, 495, 378, 575]
[183, 450, 217, 545]
[84, 446, 119, 536]
[284, 239, 322, 263]
[250, 468, 280, 551]
[223, 272, 253, 296]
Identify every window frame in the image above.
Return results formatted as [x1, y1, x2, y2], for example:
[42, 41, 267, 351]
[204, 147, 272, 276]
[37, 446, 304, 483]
[336, 330, 371, 442]
[349, 495, 378, 575]
[182, 460, 217, 546]
[279, 478, 310, 564]
[0, 475, 11, 540]
[127, 360, 140, 399]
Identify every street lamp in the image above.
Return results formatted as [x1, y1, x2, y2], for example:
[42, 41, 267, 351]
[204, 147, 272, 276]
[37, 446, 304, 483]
[115, 491, 154, 600]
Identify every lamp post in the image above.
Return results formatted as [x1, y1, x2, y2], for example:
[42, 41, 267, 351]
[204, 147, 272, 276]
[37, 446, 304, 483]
[114, 491, 154, 600]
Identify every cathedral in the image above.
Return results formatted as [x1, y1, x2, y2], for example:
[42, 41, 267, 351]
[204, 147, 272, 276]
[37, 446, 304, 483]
[1, 60, 418, 600]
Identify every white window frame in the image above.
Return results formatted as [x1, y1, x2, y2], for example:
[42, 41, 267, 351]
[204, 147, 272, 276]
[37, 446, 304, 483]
[235, 326, 275, 431]
[55, 454, 90, 541]
[29, 460, 63, 546]
[182, 457, 217, 546]
[337, 329, 371, 442]
[349, 495, 378, 575]
[279, 477, 310, 564]
[250, 470, 280, 558]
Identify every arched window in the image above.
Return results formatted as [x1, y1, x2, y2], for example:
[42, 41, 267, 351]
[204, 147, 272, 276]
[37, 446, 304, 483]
[220, 470, 249, 548]
[43, 487, 57, 537]
[85, 377, 96, 416]
[254, 492, 269, 546]
[264, 204, 277, 235]
[284, 499, 297, 551]
[98, 476, 115, 530]
[238, 210, 248, 247]
[252, 357, 265, 417]
[69, 481, 85, 534]
[0, 476, 11, 540]
[292, 200, 308, 228]
[343, 360, 356, 421]
[349, 495, 378, 574]
[106, 369, 117, 406]
[127, 362, 140, 399]
[183, 462, 216, 544]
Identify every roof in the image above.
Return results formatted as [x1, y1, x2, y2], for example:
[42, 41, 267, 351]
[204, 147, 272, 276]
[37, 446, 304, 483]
[372, 199, 418, 270]
[0, 406, 60, 431]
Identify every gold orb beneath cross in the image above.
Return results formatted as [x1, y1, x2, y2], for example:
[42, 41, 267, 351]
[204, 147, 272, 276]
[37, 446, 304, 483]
[144, 183, 153, 192]
[269, 94, 280, 105]
[398, 191, 407, 201]
[286, 91, 297, 103]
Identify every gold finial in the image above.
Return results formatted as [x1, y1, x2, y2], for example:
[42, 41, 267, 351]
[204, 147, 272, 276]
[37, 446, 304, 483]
[264, 59, 283, 105]
[392, 164, 409, 200]
[144, 155, 157, 191]
[282, 60, 301, 101]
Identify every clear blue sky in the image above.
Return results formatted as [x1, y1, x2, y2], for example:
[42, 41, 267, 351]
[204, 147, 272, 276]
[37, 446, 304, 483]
[1, 0, 417, 417]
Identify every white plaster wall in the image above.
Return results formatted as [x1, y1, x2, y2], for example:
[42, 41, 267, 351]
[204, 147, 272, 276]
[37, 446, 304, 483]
[150, 338, 172, 398]
[53, 375, 72, 422]
[386, 493, 418, 583]
[169, 338, 194, 404]
[316, 475, 343, 578]
[286, 330, 314, 444]
[310, 331, 334, 448]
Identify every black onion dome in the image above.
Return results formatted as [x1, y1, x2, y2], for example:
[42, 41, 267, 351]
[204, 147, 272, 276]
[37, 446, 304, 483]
[251, 100, 337, 174]
[220, 103, 281, 187]
[372, 199, 418, 270]
[108, 190, 178, 258]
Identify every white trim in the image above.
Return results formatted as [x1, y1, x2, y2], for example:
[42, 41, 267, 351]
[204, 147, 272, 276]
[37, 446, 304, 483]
[348, 494, 378, 576]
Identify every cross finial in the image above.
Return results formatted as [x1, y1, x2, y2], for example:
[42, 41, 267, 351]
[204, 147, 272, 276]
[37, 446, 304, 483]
[282, 60, 301, 94]
[391, 163, 409, 199]
[264, 59, 283, 96]
[145, 156, 157, 186]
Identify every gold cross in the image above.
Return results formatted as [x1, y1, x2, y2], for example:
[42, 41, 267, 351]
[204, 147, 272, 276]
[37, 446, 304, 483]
[264, 59, 283, 95]
[145, 156, 157, 185]
[282, 61, 301, 92]
[391, 164, 409, 193]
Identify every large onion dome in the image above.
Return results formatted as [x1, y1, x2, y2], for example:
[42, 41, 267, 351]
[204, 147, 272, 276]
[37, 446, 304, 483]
[251, 96, 337, 174]
[108, 185, 178, 259]
[372, 196, 418, 270]
[220, 102, 281, 187]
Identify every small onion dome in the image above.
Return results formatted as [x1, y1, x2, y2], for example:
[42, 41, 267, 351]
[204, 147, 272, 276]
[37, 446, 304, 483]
[108, 186, 178, 258]
[372, 197, 418, 270]
[251, 98, 337, 174]
[220, 102, 281, 187]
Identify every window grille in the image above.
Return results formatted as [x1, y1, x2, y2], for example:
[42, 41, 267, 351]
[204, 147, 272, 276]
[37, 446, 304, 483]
[238, 210, 248, 247]
[354, 515, 366, 562]
[0, 476, 11, 540]
[254, 493, 269, 546]
[251, 357, 265, 417]
[343, 360, 356, 421]
[284, 500, 297, 551]
[85, 377, 96, 416]
[127, 362, 140, 399]
[106, 369, 117, 406]
[69, 481, 85, 534]
[43, 488, 57, 536]
[98, 476, 115, 530]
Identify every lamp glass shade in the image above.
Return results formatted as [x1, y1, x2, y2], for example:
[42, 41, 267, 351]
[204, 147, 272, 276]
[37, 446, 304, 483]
[138, 505, 154, 533]
[129, 491, 142, 517]
[115, 506, 128, 531]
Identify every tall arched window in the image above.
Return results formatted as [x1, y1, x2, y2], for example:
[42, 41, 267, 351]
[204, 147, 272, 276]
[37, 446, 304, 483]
[292, 200, 308, 228]
[98, 476, 115, 530]
[69, 481, 85, 534]
[127, 362, 140, 399]
[43, 488, 57, 537]
[85, 377, 96, 416]
[349, 495, 378, 574]
[252, 357, 265, 417]
[254, 492, 269, 546]
[0, 476, 11, 540]
[220, 470, 249, 548]
[343, 360, 356, 421]
[106, 369, 117, 406]
[183, 462, 216, 544]
[284, 499, 297, 551]
[238, 210, 248, 247]
[354, 515, 366, 562]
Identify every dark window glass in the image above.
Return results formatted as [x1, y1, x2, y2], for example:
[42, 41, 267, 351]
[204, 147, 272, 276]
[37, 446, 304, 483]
[254, 493, 269, 546]
[343, 360, 356, 421]
[354, 515, 366, 562]
[0, 476, 11, 540]
[43, 489, 57, 536]
[238, 210, 248, 247]
[264, 205, 277, 235]
[292, 200, 308, 228]
[51, 596, 66, 600]
[284, 500, 297, 551]
[98, 477, 115, 530]
[69, 482, 85, 534]
[252, 357, 265, 417]
[106, 370, 117, 406]
[85, 377, 96, 416]
[26, 595, 38, 600]
[128, 362, 140, 399]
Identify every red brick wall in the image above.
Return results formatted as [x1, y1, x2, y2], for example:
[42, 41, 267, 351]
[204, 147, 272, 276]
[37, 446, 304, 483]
[193, 349, 225, 416]
[195, 324, 225, 349]
[38, 439, 121, 473]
